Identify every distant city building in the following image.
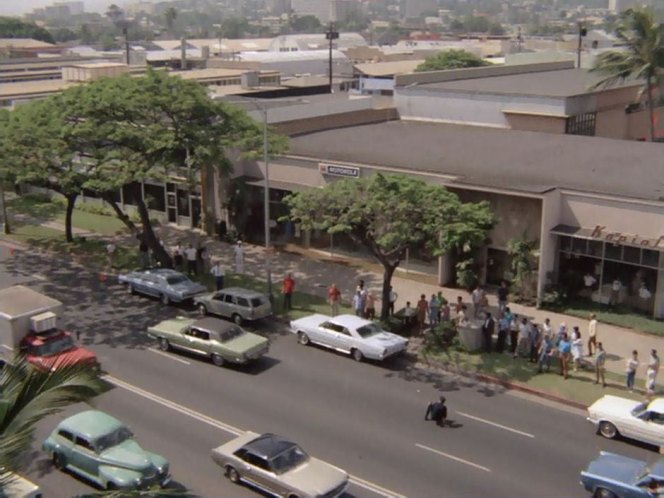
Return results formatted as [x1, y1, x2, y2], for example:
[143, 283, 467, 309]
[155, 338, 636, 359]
[266, 0, 292, 16]
[291, 0, 361, 23]
[399, 0, 436, 19]
[607, 0, 651, 13]
[55, 1, 84, 15]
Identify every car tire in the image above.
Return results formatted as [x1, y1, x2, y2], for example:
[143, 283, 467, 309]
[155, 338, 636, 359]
[598, 421, 618, 439]
[212, 354, 225, 367]
[286, 494, 300, 498]
[297, 332, 310, 345]
[52, 452, 65, 470]
[594, 488, 617, 498]
[198, 304, 208, 316]
[107, 482, 117, 491]
[158, 338, 170, 351]
[351, 348, 364, 362]
[160, 294, 170, 306]
[232, 314, 242, 326]
[226, 466, 240, 483]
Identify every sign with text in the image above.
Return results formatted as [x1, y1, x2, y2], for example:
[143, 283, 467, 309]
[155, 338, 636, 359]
[591, 225, 664, 249]
[319, 163, 360, 178]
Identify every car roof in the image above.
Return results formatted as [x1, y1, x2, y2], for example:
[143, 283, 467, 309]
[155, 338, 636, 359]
[648, 398, 664, 413]
[243, 433, 296, 459]
[58, 410, 124, 440]
[218, 287, 266, 298]
[192, 317, 236, 333]
[329, 314, 373, 329]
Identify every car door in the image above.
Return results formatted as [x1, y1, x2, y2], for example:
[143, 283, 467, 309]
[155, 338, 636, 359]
[69, 436, 100, 482]
[209, 292, 226, 316]
[315, 321, 337, 348]
[237, 451, 277, 494]
[235, 297, 252, 321]
[633, 411, 664, 446]
[220, 293, 236, 318]
[54, 428, 75, 462]
[181, 327, 208, 356]
[139, 275, 159, 297]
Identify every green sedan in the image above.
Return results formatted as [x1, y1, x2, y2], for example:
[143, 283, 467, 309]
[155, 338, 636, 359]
[42, 410, 170, 491]
[147, 316, 269, 367]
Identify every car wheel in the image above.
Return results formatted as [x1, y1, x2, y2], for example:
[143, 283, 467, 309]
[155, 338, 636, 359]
[52, 452, 65, 470]
[160, 294, 170, 306]
[198, 304, 208, 316]
[158, 338, 170, 351]
[594, 488, 617, 498]
[351, 348, 364, 362]
[286, 494, 300, 498]
[226, 466, 240, 483]
[107, 482, 117, 491]
[127, 284, 135, 295]
[232, 314, 242, 326]
[297, 332, 310, 345]
[598, 421, 618, 439]
[212, 354, 225, 367]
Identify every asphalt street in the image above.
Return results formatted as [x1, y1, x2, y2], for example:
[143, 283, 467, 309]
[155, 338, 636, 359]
[1, 243, 660, 498]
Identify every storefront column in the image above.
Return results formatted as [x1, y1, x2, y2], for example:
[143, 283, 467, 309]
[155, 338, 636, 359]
[656, 256, 664, 319]
[437, 252, 454, 286]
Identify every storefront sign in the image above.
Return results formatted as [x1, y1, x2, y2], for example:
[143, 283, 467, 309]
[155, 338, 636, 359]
[591, 225, 664, 248]
[319, 163, 360, 178]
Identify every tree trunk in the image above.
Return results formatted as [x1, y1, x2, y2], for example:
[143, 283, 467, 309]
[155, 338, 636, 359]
[646, 77, 655, 142]
[64, 193, 77, 243]
[130, 184, 173, 268]
[380, 263, 398, 320]
[0, 180, 9, 234]
[100, 192, 138, 234]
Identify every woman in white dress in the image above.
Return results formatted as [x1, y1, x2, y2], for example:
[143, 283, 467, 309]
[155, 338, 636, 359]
[571, 327, 584, 372]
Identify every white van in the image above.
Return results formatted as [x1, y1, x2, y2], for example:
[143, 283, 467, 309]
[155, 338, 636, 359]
[0, 473, 42, 498]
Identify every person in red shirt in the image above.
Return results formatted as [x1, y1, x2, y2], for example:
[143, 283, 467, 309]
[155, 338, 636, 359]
[282, 273, 295, 311]
[328, 283, 341, 316]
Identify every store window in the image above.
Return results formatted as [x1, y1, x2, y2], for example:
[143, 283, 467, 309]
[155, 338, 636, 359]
[605, 243, 622, 261]
[565, 112, 596, 136]
[144, 184, 166, 212]
[177, 188, 190, 217]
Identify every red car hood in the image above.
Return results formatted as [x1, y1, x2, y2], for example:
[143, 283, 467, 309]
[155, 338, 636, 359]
[28, 347, 98, 371]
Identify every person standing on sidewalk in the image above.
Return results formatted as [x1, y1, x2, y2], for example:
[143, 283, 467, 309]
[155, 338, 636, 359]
[529, 324, 542, 364]
[365, 291, 376, 320]
[571, 327, 584, 372]
[428, 294, 440, 327]
[282, 273, 295, 311]
[210, 260, 225, 291]
[328, 284, 341, 316]
[388, 286, 398, 316]
[626, 350, 639, 392]
[497, 281, 509, 312]
[185, 244, 198, 276]
[496, 312, 509, 353]
[139, 237, 150, 269]
[416, 294, 429, 335]
[509, 313, 519, 356]
[234, 241, 244, 274]
[646, 349, 660, 395]
[471, 285, 483, 319]
[173, 243, 184, 271]
[481, 312, 494, 353]
[106, 242, 116, 269]
[594, 342, 607, 387]
[558, 333, 571, 380]
[587, 313, 598, 357]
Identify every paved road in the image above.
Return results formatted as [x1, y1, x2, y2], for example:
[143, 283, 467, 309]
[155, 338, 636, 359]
[0, 244, 659, 498]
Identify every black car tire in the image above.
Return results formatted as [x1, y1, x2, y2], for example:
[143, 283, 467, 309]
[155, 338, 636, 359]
[198, 304, 208, 316]
[107, 482, 117, 491]
[212, 354, 225, 367]
[287, 494, 300, 498]
[226, 466, 240, 483]
[598, 421, 618, 439]
[594, 488, 617, 498]
[351, 348, 364, 362]
[232, 314, 242, 326]
[159, 338, 170, 351]
[297, 332, 309, 345]
[160, 294, 170, 305]
[52, 452, 65, 470]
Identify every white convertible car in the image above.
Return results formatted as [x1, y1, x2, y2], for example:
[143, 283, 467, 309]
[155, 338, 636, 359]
[289, 314, 408, 362]
[588, 395, 664, 447]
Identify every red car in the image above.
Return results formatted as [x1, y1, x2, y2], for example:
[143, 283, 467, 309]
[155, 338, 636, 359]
[21, 328, 98, 371]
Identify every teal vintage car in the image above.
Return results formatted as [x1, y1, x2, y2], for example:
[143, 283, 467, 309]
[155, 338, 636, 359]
[147, 316, 269, 367]
[43, 410, 170, 490]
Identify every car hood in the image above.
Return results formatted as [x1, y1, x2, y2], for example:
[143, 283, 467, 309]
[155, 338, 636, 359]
[28, 347, 98, 371]
[584, 452, 645, 485]
[100, 440, 156, 471]
[363, 331, 408, 348]
[224, 333, 269, 354]
[588, 395, 641, 418]
[281, 457, 348, 496]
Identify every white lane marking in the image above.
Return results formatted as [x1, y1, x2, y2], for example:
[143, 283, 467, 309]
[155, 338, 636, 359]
[147, 347, 191, 365]
[415, 443, 491, 473]
[104, 374, 406, 498]
[103, 374, 243, 436]
[31, 274, 47, 281]
[1, 344, 13, 352]
[455, 412, 535, 438]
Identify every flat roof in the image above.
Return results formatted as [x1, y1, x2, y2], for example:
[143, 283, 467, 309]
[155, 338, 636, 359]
[287, 120, 664, 201]
[0, 285, 62, 319]
[418, 68, 640, 98]
[355, 60, 425, 77]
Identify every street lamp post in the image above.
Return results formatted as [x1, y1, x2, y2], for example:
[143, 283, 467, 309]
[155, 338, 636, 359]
[261, 104, 273, 301]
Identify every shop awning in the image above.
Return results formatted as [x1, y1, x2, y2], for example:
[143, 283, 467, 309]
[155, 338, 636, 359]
[551, 224, 664, 251]
[550, 224, 592, 238]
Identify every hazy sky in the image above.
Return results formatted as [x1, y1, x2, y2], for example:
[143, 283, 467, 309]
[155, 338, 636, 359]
[0, 0, 126, 17]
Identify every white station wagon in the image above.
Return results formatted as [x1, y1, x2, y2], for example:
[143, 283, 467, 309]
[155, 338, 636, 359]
[588, 395, 664, 447]
[289, 314, 408, 362]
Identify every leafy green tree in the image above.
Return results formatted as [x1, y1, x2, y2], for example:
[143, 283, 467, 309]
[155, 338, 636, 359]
[415, 49, 490, 72]
[289, 15, 322, 33]
[591, 7, 664, 142]
[0, 17, 55, 43]
[51, 27, 78, 42]
[0, 109, 11, 235]
[488, 22, 505, 35]
[463, 14, 490, 33]
[507, 235, 538, 301]
[105, 4, 124, 24]
[284, 174, 495, 319]
[221, 17, 249, 38]
[0, 357, 107, 483]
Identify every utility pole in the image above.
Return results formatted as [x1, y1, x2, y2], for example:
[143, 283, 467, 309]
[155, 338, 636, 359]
[577, 21, 587, 68]
[325, 22, 339, 93]
[123, 26, 130, 65]
[516, 26, 523, 53]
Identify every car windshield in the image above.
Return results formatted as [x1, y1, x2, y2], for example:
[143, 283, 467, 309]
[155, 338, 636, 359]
[269, 444, 309, 474]
[356, 323, 384, 338]
[166, 275, 188, 285]
[250, 297, 266, 307]
[632, 402, 648, 417]
[28, 335, 75, 356]
[95, 426, 134, 452]
[219, 326, 244, 342]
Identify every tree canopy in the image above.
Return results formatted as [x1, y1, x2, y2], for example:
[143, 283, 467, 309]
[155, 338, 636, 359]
[284, 174, 496, 319]
[415, 49, 491, 72]
[0, 17, 55, 44]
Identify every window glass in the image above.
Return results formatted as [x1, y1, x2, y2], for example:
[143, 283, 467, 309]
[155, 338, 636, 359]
[588, 240, 603, 257]
[96, 427, 133, 452]
[224, 294, 234, 303]
[197, 331, 210, 341]
[237, 297, 250, 307]
[75, 437, 94, 451]
[250, 297, 266, 307]
[605, 244, 622, 261]
[244, 453, 270, 471]
[571, 238, 587, 254]
[144, 183, 166, 212]
[643, 249, 660, 268]
[58, 429, 74, 442]
[623, 246, 641, 264]
[214, 293, 225, 301]
[558, 236, 571, 252]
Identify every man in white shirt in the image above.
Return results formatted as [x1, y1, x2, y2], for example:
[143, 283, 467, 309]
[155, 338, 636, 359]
[388, 286, 398, 316]
[185, 244, 198, 276]
[234, 241, 244, 274]
[210, 260, 225, 290]
[587, 313, 598, 356]
[610, 279, 622, 307]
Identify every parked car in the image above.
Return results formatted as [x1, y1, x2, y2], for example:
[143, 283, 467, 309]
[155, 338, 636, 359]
[194, 287, 272, 325]
[289, 314, 408, 362]
[588, 395, 664, 447]
[211, 431, 348, 498]
[42, 410, 170, 491]
[580, 450, 664, 497]
[147, 316, 269, 367]
[119, 268, 207, 305]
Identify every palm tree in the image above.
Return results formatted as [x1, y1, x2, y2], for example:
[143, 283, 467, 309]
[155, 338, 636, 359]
[0, 357, 107, 485]
[590, 7, 664, 142]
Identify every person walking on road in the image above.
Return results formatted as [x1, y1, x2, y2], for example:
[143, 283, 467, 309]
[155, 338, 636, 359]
[282, 273, 295, 311]
[646, 349, 660, 395]
[328, 283, 341, 316]
[594, 342, 607, 387]
[234, 241, 244, 274]
[626, 350, 639, 392]
[185, 244, 197, 276]
[424, 396, 448, 428]
[481, 312, 494, 353]
[210, 260, 225, 291]
[588, 313, 598, 356]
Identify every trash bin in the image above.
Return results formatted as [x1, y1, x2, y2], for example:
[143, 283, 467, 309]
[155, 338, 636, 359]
[458, 321, 482, 352]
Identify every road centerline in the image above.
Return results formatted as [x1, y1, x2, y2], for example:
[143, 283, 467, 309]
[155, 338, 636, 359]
[415, 443, 491, 473]
[455, 411, 535, 438]
[147, 347, 191, 365]
[104, 374, 406, 498]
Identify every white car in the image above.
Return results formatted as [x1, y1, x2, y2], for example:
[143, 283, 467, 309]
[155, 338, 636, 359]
[289, 314, 408, 362]
[588, 395, 664, 447]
